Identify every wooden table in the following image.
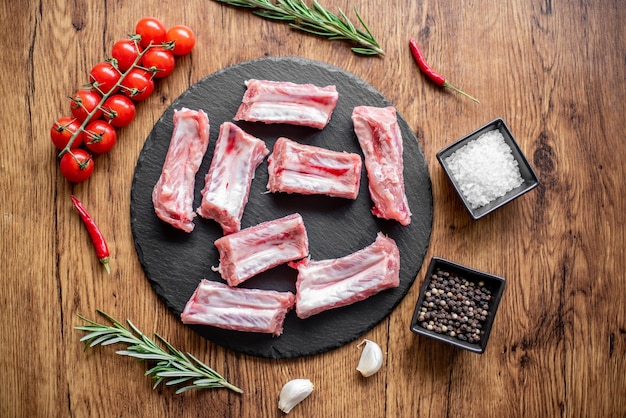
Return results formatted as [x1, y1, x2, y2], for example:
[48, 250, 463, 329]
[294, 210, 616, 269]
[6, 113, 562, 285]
[3, 1, 624, 416]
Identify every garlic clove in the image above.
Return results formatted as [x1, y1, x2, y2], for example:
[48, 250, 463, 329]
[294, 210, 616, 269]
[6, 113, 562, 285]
[278, 378, 314, 414]
[356, 339, 383, 377]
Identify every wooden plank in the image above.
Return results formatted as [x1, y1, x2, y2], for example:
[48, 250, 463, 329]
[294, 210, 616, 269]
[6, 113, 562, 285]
[1, 0, 624, 416]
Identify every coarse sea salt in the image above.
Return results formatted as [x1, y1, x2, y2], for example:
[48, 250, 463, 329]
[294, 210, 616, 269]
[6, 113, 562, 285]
[445, 130, 523, 209]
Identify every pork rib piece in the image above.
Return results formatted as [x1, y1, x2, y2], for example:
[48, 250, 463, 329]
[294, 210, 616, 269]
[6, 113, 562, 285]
[292, 232, 400, 319]
[181, 279, 295, 336]
[267, 137, 362, 200]
[152, 108, 210, 232]
[233, 79, 339, 129]
[351, 106, 412, 226]
[197, 122, 269, 235]
[215, 213, 309, 287]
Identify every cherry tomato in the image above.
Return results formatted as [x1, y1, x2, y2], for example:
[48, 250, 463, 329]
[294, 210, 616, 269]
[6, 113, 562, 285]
[166, 25, 196, 56]
[51, 116, 84, 150]
[70, 89, 103, 121]
[141, 47, 175, 78]
[84, 120, 117, 154]
[102, 94, 136, 128]
[120, 69, 154, 101]
[59, 149, 94, 183]
[135, 17, 167, 48]
[89, 62, 121, 95]
[111, 38, 142, 72]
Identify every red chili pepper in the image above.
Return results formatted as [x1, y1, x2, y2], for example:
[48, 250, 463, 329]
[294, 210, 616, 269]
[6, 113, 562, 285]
[70, 195, 110, 273]
[409, 38, 479, 103]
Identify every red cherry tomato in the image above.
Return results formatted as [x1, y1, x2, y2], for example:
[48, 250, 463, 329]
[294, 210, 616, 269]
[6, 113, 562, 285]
[70, 89, 102, 121]
[102, 94, 136, 128]
[89, 62, 121, 95]
[120, 69, 155, 101]
[166, 25, 196, 56]
[59, 149, 94, 183]
[111, 38, 142, 72]
[141, 47, 175, 78]
[51, 116, 84, 150]
[84, 120, 117, 154]
[135, 17, 167, 48]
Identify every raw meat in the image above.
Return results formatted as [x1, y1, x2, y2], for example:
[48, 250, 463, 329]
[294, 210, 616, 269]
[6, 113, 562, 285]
[292, 232, 400, 319]
[351, 106, 412, 226]
[267, 137, 362, 200]
[214, 213, 309, 287]
[233, 79, 339, 129]
[196, 122, 269, 234]
[181, 279, 295, 336]
[152, 108, 210, 232]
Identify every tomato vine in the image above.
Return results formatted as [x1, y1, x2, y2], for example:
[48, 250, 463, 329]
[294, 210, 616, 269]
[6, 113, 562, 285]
[52, 17, 195, 183]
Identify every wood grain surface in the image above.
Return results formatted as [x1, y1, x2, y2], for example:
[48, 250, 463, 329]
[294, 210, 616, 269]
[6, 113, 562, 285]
[2, 0, 624, 417]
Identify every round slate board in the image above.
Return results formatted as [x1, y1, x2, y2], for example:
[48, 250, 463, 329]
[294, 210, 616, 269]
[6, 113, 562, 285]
[130, 57, 433, 359]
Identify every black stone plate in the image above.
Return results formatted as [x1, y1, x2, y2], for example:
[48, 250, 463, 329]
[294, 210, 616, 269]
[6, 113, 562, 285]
[130, 57, 433, 359]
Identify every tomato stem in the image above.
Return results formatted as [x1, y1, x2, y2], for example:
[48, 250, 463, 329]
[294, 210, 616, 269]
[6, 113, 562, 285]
[134, 64, 161, 77]
[84, 130, 103, 145]
[161, 40, 176, 51]
[99, 106, 115, 120]
[119, 85, 145, 98]
[66, 150, 93, 171]
[89, 82, 107, 96]
[53, 118, 80, 143]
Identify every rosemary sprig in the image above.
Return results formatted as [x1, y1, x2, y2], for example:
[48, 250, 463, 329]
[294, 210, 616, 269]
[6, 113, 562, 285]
[213, 0, 384, 56]
[75, 310, 243, 394]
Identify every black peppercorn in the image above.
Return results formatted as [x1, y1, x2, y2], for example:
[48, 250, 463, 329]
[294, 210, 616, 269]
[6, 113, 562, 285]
[418, 268, 493, 346]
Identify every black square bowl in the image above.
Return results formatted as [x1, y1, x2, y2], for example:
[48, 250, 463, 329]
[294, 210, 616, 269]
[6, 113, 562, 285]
[410, 257, 506, 354]
[436, 118, 539, 220]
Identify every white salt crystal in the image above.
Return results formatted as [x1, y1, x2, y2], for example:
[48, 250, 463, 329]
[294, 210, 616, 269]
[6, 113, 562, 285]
[445, 130, 524, 209]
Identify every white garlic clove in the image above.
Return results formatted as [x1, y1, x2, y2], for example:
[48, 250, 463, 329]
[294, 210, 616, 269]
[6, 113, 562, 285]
[356, 339, 383, 377]
[278, 378, 314, 414]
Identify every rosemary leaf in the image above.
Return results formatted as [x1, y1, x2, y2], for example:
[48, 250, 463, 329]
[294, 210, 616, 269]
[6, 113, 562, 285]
[152, 377, 165, 389]
[75, 310, 243, 394]
[166, 377, 194, 386]
[337, 7, 355, 34]
[157, 371, 202, 378]
[89, 334, 118, 347]
[223, 0, 257, 6]
[291, 23, 336, 38]
[254, 11, 296, 21]
[175, 385, 201, 395]
[116, 351, 172, 361]
[77, 329, 111, 341]
[351, 47, 380, 56]
[353, 6, 378, 45]
[327, 34, 353, 41]
[100, 336, 137, 346]
[313, 0, 334, 20]
[213, 0, 384, 56]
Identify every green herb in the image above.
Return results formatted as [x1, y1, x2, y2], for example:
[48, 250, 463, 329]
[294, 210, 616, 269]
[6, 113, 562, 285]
[213, 0, 384, 56]
[75, 310, 243, 394]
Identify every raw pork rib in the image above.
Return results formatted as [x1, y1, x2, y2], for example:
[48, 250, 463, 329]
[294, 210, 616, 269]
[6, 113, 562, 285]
[152, 108, 210, 232]
[215, 213, 309, 287]
[196, 122, 269, 234]
[292, 232, 400, 319]
[181, 280, 295, 336]
[267, 137, 362, 200]
[233, 79, 339, 129]
[351, 106, 411, 226]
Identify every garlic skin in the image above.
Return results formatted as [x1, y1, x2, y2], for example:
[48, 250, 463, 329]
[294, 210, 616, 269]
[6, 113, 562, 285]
[356, 339, 383, 377]
[278, 378, 314, 414]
